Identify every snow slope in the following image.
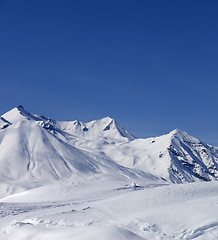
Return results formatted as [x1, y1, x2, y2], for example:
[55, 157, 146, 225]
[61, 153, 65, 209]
[0, 106, 158, 198]
[55, 116, 135, 142]
[0, 177, 218, 240]
[0, 105, 218, 239]
[78, 129, 218, 183]
[1, 105, 43, 123]
[0, 105, 217, 198]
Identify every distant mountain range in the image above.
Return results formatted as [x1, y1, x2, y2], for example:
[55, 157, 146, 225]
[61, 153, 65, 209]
[0, 105, 217, 198]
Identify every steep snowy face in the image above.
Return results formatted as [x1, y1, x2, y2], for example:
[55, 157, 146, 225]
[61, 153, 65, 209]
[0, 105, 217, 199]
[0, 121, 101, 182]
[0, 106, 156, 198]
[1, 105, 44, 123]
[55, 116, 135, 142]
[1, 106, 134, 142]
[167, 129, 218, 183]
[87, 129, 218, 183]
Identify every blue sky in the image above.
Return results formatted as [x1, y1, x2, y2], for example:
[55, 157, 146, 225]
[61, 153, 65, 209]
[0, 0, 218, 145]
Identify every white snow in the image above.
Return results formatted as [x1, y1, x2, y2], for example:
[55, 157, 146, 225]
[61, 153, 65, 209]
[71, 128, 218, 183]
[1, 178, 218, 240]
[55, 116, 135, 142]
[0, 106, 218, 239]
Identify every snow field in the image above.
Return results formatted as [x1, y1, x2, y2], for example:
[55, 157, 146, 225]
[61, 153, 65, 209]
[1, 178, 218, 240]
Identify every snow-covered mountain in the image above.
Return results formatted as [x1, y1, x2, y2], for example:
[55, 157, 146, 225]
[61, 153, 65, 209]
[1, 105, 135, 142]
[55, 116, 135, 142]
[0, 106, 156, 198]
[0, 105, 217, 198]
[1, 106, 218, 240]
[90, 129, 218, 183]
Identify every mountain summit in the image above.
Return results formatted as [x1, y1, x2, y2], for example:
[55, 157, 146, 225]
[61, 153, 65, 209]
[0, 106, 217, 198]
[96, 128, 218, 183]
[1, 105, 44, 123]
[55, 116, 135, 142]
[1, 106, 135, 142]
[0, 106, 144, 198]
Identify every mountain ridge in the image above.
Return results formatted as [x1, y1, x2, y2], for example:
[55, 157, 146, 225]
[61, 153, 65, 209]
[0, 105, 217, 198]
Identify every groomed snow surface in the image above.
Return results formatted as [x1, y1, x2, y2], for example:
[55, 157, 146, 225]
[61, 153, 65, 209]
[0, 106, 218, 239]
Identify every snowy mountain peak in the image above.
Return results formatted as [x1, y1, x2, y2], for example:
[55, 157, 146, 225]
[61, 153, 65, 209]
[170, 128, 184, 135]
[105, 128, 218, 184]
[0, 107, 135, 142]
[1, 105, 43, 124]
[164, 129, 218, 183]
[100, 116, 114, 122]
[0, 104, 217, 201]
[169, 128, 201, 145]
[169, 128, 189, 138]
[56, 116, 135, 142]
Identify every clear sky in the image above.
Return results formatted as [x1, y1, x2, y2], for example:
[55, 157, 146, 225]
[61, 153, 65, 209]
[0, 0, 218, 145]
